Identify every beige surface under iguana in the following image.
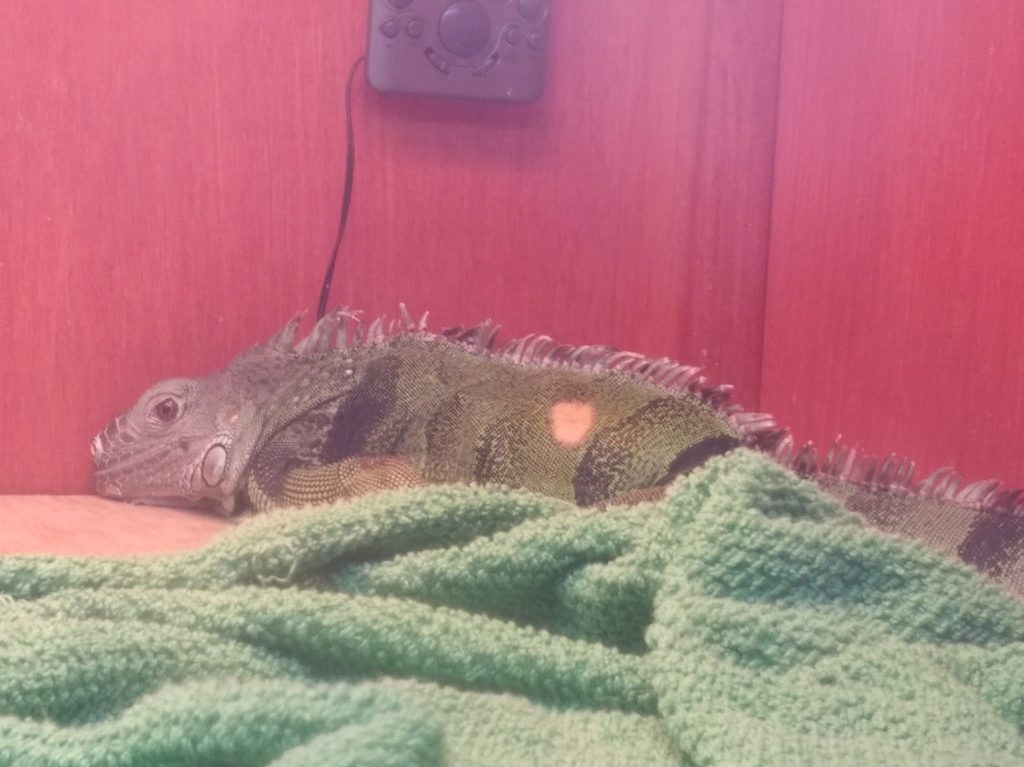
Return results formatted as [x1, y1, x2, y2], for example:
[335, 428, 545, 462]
[92, 307, 1024, 599]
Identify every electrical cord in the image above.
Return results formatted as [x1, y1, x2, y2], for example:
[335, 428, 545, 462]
[317, 55, 365, 320]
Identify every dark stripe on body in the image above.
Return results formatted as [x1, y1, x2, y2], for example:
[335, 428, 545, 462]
[323, 356, 404, 462]
[573, 397, 739, 506]
[957, 508, 1024, 578]
[659, 435, 743, 482]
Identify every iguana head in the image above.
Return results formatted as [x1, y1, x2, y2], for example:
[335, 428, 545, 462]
[91, 370, 257, 513]
[91, 312, 345, 514]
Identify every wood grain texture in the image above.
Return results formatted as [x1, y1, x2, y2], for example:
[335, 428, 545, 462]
[0, 496, 228, 555]
[0, 0, 781, 493]
[763, 1, 1024, 488]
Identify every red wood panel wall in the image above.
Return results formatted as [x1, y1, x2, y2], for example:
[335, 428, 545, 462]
[7, 0, 1019, 499]
[0, 1, 782, 493]
[763, 1, 1024, 488]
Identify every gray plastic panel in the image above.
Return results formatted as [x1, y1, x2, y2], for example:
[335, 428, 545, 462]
[366, 0, 549, 102]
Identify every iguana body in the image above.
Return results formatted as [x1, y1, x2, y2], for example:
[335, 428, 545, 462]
[92, 308, 1024, 598]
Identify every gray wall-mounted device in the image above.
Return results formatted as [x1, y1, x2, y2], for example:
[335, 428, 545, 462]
[366, 0, 550, 102]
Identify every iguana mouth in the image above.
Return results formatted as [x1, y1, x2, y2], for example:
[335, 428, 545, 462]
[90, 416, 124, 464]
[91, 429, 118, 466]
[92, 416, 219, 506]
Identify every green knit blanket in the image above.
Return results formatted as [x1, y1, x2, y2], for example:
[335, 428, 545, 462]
[2, 450, 1023, 766]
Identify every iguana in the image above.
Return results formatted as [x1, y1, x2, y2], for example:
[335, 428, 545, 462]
[92, 307, 1024, 598]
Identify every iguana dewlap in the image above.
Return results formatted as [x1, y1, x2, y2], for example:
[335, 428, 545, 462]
[92, 308, 1024, 598]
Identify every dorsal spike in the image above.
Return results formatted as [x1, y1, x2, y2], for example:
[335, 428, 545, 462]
[957, 479, 1003, 506]
[754, 427, 790, 453]
[567, 345, 615, 366]
[934, 470, 963, 500]
[838, 445, 859, 481]
[894, 457, 916, 489]
[821, 438, 843, 477]
[792, 442, 818, 475]
[482, 323, 500, 350]
[729, 411, 775, 430]
[521, 335, 554, 362]
[268, 311, 305, 351]
[700, 384, 733, 408]
[399, 303, 415, 331]
[919, 467, 954, 497]
[773, 433, 795, 466]
[876, 453, 901, 488]
[642, 358, 676, 383]
[850, 455, 875, 485]
[604, 351, 642, 369]
[333, 309, 361, 350]
[501, 335, 534, 362]
[368, 317, 388, 344]
[295, 312, 341, 356]
[994, 488, 1024, 512]
[334, 322, 348, 350]
[658, 366, 702, 391]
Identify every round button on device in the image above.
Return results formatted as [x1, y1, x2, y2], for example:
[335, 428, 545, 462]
[406, 17, 425, 37]
[504, 25, 524, 45]
[517, 0, 544, 20]
[527, 31, 544, 49]
[439, 0, 492, 59]
[380, 18, 401, 38]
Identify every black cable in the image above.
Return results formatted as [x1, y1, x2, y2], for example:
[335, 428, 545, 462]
[317, 55, 365, 320]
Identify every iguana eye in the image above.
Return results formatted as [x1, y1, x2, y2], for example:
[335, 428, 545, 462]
[152, 397, 180, 423]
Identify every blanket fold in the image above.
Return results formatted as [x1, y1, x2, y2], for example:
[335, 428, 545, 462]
[2, 449, 1023, 766]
